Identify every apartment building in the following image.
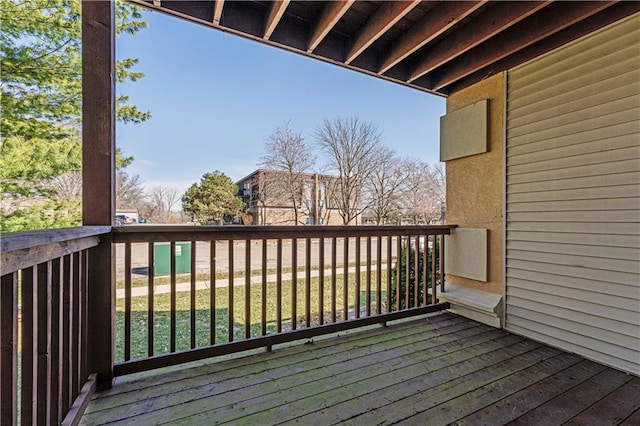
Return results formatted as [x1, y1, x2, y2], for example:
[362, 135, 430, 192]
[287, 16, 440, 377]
[236, 169, 344, 226]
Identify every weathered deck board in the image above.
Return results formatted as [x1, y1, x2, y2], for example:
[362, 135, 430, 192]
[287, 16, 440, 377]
[178, 330, 516, 425]
[93, 314, 466, 401]
[397, 352, 585, 425]
[85, 315, 469, 417]
[510, 367, 639, 425]
[565, 378, 640, 425]
[81, 313, 640, 426]
[453, 359, 608, 425]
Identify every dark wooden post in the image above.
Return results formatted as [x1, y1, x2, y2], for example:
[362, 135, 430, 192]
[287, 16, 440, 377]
[82, 0, 115, 389]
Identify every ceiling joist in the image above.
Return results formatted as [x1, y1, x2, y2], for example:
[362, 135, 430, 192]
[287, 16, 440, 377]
[444, 1, 640, 95]
[345, 0, 420, 65]
[123, 0, 632, 97]
[213, 0, 224, 25]
[307, 0, 355, 53]
[407, 1, 552, 83]
[264, 0, 291, 40]
[430, 1, 617, 91]
[378, 0, 488, 75]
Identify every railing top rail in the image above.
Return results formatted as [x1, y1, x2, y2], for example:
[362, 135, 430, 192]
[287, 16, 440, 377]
[1, 226, 111, 253]
[112, 224, 457, 242]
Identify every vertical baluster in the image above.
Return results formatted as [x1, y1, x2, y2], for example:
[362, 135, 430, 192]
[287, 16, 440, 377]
[318, 238, 325, 326]
[210, 240, 216, 345]
[170, 241, 177, 352]
[376, 236, 382, 315]
[1, 272, 18, 425]
[50, 257, 62, 424]
[190, 241, 197, 349]
[405, 236, 410, 310]
[331, 237, 337, 323]
[124, 243, 132, 361]
[305, 238, 311, 327]
[80, 251, 88, 389]
[262, 239, 267, 335]
[276, 239, 282, 333]
[21, 267, 38, 424]
[228, 240, 234, 342]
[291, 238, 297, 330]
[343, 237, 349, 321]
[422, 235, 428, 306]
[396, 236, 402, 311]
[414, 235, 420, 308]
[71, 252, 80, 397]
[431, 235, 437, 304]
[386, 237, 392, 313]
[355, 236, 360, 319]
[440, 235, 446, 293]
[366, 236, 372, 317]
[245, 239, 251, 339]
[62, 255, 72, 413]
[37, 262, 52, 425]
[148, 243, 155, 356]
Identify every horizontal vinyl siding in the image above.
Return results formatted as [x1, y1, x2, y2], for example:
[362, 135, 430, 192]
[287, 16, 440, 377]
[505, 13, 640, 375]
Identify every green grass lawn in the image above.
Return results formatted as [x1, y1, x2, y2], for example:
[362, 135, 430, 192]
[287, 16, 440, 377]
[116, 272, 389, 362]
[117, 261, 380, 289]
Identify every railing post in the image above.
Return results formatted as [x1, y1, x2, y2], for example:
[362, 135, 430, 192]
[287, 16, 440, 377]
[82, 0, 116, 390]
[86, 238, 115, 389]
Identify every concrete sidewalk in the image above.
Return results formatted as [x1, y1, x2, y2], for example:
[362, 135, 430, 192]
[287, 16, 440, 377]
[116, 264, 388, 299]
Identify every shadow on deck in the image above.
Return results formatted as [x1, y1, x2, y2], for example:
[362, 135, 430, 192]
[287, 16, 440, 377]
[81, 313, 640, 425]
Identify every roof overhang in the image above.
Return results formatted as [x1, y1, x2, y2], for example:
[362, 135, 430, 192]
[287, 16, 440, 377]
[125, 1, 638, 96]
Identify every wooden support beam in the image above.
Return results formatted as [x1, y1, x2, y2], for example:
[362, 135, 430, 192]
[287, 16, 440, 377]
[378, 1, 487, 74]
[213, 0, 224, 25]
[408, 1, 552, 82]
[307, 0, 354, 53]
[430, 1, 617, 91]
[264, 0, 290, 40]
[345, 0, 420, 64]
[82, 0, 115, 227]
[81, 0, 115, 389]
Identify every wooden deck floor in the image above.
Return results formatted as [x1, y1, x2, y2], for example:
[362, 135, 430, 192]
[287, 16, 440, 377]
[81, 313, 640, 425]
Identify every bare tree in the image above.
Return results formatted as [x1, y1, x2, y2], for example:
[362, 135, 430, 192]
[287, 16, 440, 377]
[431, 162, 446, 213]
[259, 121, 316, 225]
[48, 171, 82, 200]
[398, 160, 445, 224]
[314, 116, 383, 224]
[363, 148, 406, 224]
[116, 170, 145, 209]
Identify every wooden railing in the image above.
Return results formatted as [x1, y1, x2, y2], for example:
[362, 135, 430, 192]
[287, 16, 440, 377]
[0, 224, 454, 423]
[0, 226, 110, 425]
[111, 225, 455, 375]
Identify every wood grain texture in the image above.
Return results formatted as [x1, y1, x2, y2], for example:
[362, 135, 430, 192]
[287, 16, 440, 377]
[80, 313, 640, 425]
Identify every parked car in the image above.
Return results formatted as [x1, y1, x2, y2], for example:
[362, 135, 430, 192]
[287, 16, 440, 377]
[115, 214, 135, 225]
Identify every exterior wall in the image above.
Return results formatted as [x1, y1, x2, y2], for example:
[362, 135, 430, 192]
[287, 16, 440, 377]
[444, 72, 506, 296]
[237, 170, 343, 226]
[256, 207, 344, 226]
[504, 13, 640, 375]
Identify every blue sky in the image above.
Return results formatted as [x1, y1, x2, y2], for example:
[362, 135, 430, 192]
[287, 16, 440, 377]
[116, 8, 445, 192]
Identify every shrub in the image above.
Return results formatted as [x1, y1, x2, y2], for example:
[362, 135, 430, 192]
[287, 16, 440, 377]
[390, 239, 440, 311]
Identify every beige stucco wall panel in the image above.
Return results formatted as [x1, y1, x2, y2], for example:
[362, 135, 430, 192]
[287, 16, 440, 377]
[445, 228, 488, 282]
[440, 100, 488, 161]
[445, 72, 505, 295]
